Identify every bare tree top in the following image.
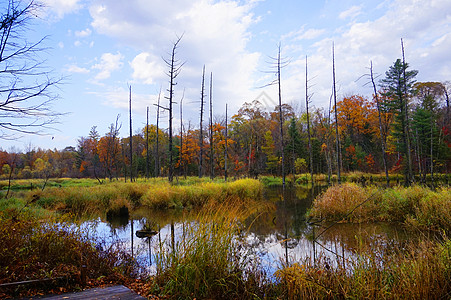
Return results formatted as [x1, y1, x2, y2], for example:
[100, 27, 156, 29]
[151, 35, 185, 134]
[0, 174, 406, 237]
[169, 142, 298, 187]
[0, 0, 62, 140]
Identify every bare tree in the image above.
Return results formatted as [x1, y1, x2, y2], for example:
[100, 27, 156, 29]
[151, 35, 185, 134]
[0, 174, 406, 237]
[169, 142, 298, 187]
[154, 89, 162, 177]
[305, 55, 314, 185]
[199, 65, 205, 178]
[163, 35, 184, 183]
[179, 88, 185, 178]
[0, 0, 62, 139]
[262, 43, 289, 187]
[225, 103, 228, 181]
[209, 72, 214, 179]
[146, 106, 149, 179]
[332, 42, 342, 184]
[370, 61, 390, 186]
[401, 39, 414, 185]
[128, 85, 133, 182]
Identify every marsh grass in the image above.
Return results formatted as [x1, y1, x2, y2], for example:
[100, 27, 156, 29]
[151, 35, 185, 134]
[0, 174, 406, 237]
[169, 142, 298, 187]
[9, 178, 263, 216]
[275, 238, 451, 299]
[309, 183, 451, 233]
[152, 201, 273, 299]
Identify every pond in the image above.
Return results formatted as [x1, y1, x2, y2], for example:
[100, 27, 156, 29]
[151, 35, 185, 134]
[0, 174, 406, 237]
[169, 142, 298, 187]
[82, 185, 432, 275]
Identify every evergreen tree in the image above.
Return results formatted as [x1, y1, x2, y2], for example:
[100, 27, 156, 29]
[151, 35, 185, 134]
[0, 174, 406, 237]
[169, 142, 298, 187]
[380, 59, 418, 184]
[285, 118, 305, 174]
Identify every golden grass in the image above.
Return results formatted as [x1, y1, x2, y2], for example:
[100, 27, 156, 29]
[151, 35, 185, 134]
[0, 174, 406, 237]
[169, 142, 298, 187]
[308, 183, 451, 232]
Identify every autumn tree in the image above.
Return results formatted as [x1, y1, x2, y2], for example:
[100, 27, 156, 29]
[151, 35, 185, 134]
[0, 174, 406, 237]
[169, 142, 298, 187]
[98, 116, 122, 181]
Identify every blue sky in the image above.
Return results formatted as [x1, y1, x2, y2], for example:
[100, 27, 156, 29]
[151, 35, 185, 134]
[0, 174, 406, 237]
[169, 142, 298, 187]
[2, 0, 451, 151]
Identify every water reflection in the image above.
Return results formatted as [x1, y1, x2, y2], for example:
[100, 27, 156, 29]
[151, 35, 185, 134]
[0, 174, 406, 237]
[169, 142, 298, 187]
[83, 185, 434, 275]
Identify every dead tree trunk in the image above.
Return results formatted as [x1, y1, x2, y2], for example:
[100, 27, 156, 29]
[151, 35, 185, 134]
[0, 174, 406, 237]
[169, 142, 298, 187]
[199, 65, 206, 178]
[332, 42, 341, 184]
[155, 90, 161, 177]
[370, 61, 390, 187]
[401, 39, 414, 185]
[225, 103, 228, 182]
[209, 72, 214, 180]
[163, 36, 184, 183]
[146, 106, 149, 179]
[305, 56, 314, 185]
[180, 89, 185, 178]
[129, 85, 133, 182]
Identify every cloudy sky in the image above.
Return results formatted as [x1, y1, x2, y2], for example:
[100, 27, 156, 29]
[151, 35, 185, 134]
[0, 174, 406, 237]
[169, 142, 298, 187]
[3, 0, 451, 150]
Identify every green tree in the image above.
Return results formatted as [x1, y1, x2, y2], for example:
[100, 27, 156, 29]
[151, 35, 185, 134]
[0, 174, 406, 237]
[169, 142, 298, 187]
[285, 118, 305, 175]
[262, 130, 278, 175]
[380, 59, 418, 184]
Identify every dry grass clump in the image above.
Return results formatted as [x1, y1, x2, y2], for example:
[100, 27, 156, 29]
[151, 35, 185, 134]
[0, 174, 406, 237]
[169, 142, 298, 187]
[309, 183, 379, 222]
[309, 183, 451, 232]
[275, 238, 451, 299]
[141, 178, 263, 209]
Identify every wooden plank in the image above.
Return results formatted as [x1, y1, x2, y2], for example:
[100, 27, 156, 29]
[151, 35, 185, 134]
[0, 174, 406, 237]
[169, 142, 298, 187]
[39, 285, 146, 300]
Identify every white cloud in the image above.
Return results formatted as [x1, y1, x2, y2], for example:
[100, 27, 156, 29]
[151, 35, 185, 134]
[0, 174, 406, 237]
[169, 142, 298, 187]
[130, 53, 166, 84]
[339, 5, 362, 20]
[75, 28, 92, 38]
[41, 0, 82, 19]
[88, 0, 261, 115]
[92, 52, 124, 80]
[281, 0, 451, 110]
[67, 65, 90, 74]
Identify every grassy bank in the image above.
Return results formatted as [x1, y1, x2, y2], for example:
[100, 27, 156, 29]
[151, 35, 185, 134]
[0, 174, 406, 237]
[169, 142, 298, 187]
[1, 178, 263, 217]
[259, 172, 450, 187]
[308, 183, 451, 233]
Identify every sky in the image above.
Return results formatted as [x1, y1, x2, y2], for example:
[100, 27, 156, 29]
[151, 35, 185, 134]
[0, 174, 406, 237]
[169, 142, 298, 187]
[2, 0, 451, 151]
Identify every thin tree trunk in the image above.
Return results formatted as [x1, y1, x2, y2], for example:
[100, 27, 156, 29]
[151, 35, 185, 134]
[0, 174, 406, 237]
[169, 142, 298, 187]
[225, 103, 228, 182]
[370, 61, 390, 187]
[164, 36, 183, 183]
[430, 114, 434, 186]
[199, 65, 205, 178]
[146, 106, 149, 179]
[129, 85, 133, 182]
[155, 90, 161, 178]
[5, 156, 15, 199]
[306, 56, 314, 185]
[401, 39, 413, 185]
[180, 90, 184, 178]
[332, 42, 341, 184]
[209, 72, 214, 180]
[277, 45, 285, 187]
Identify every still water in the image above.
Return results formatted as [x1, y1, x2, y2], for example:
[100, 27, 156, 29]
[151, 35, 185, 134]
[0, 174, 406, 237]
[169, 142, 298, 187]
[82, 185, 427, 275]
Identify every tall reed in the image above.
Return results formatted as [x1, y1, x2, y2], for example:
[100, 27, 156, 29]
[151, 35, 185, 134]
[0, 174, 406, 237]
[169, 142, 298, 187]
[152, 201, 271, 299]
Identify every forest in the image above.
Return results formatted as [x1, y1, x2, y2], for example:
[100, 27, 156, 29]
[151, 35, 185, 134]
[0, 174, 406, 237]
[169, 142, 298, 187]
[1, 73, 449, 184]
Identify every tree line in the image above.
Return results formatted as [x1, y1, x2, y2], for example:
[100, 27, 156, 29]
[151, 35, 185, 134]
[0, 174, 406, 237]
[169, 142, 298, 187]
[1, 74, 449, 183]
